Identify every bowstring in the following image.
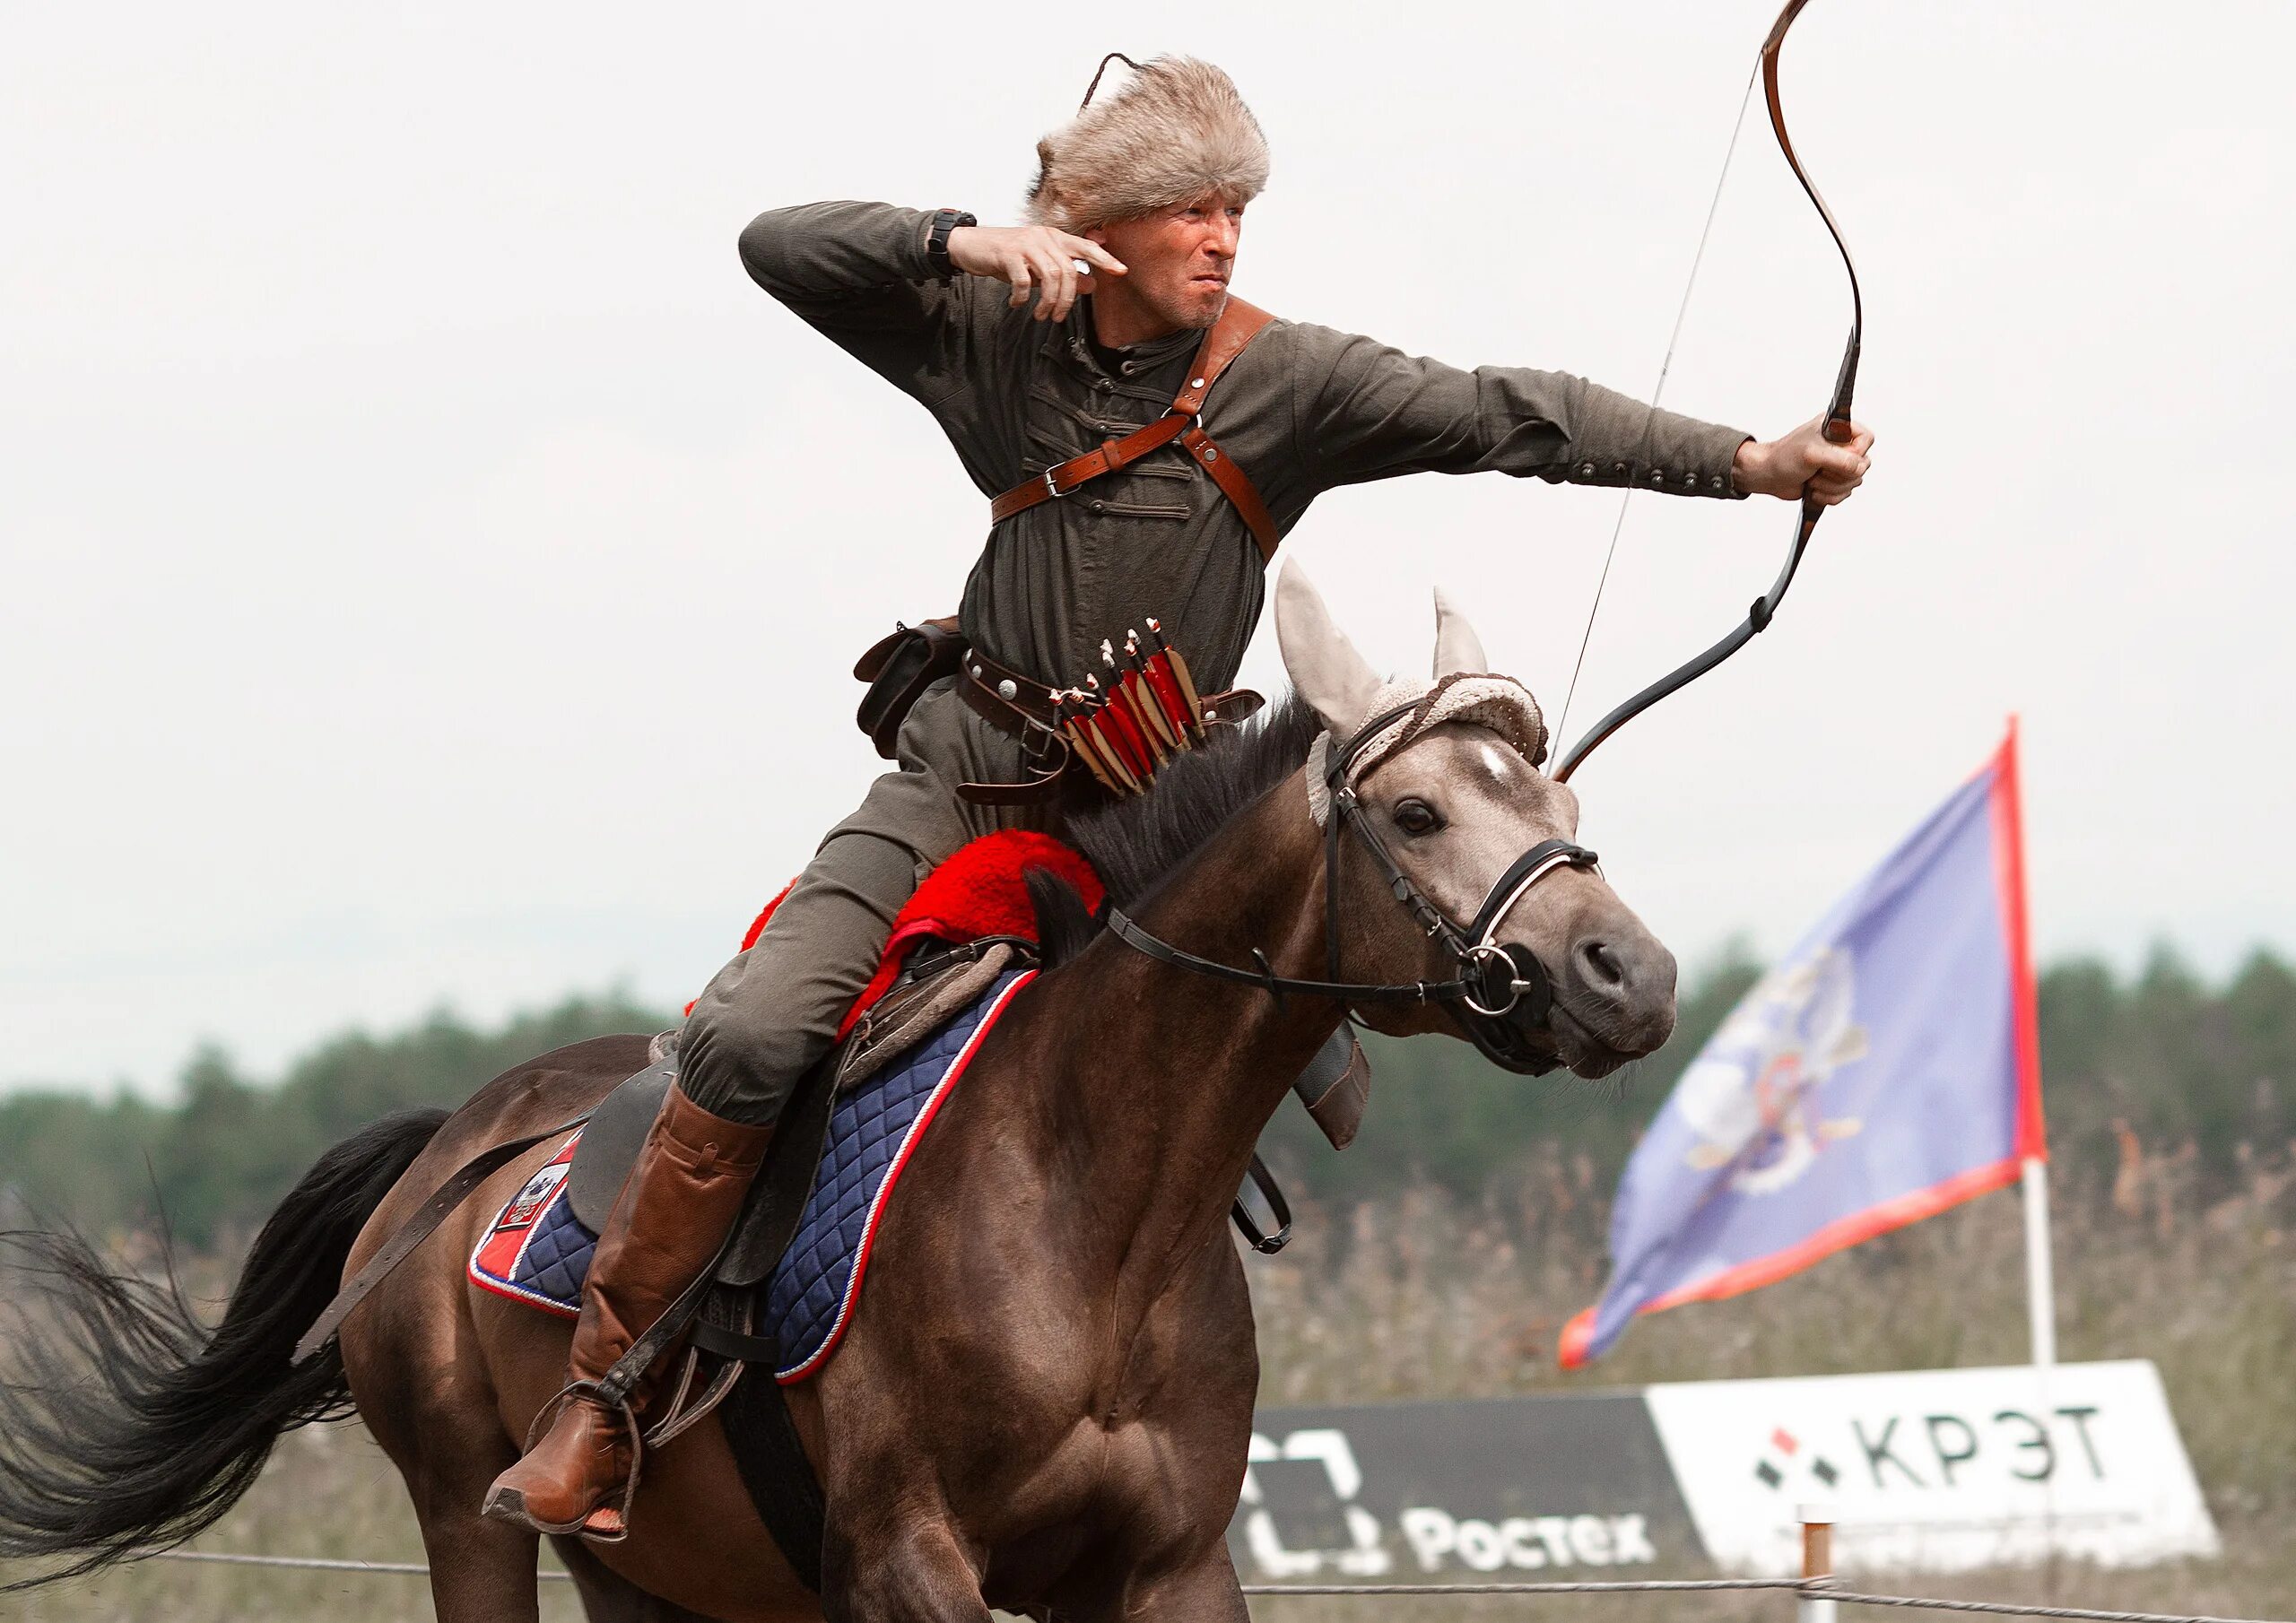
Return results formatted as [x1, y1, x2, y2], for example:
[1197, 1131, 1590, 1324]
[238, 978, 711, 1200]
[1550, 61, 1762, 758]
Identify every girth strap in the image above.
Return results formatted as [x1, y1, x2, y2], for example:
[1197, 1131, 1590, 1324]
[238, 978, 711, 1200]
[1231, 1152, 1292, 1254]
[988, 297, 1280, 560]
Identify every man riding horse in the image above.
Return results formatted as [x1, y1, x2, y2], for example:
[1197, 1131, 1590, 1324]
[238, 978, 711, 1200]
[485, 53, 1874, 1537]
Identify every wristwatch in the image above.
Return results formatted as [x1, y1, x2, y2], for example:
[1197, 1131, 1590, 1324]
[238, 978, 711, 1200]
[926, 208, 977, 278]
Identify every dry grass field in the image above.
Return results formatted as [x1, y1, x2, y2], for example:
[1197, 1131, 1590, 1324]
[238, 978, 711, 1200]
[1248, 1154, 2296, 1620]
[4, 1151, 2290, 1621]
[2, 1421, 585, 1623]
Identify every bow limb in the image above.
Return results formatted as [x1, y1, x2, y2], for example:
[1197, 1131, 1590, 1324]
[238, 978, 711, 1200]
[1552, 0, 1862, 785]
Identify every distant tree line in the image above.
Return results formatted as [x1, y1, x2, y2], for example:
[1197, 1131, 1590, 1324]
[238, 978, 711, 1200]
[2, 949, 2291, 1253]
[0, 994, 662, 1250]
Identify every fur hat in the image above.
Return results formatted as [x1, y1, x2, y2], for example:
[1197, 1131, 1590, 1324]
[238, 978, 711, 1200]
[1026, 56, 1270, 234]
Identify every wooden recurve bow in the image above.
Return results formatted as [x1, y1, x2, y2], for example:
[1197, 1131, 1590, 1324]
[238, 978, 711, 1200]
[1551, 0, 1864, 784]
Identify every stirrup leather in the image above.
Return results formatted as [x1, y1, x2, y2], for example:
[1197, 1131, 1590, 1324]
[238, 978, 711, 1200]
[645, 1346, 744, 1450]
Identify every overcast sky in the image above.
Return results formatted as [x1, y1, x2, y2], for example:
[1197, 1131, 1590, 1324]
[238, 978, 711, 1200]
[4, 2, 2291, 1099]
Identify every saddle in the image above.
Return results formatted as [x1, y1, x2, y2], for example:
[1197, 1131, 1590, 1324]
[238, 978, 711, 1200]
[561, 939, 1022, 1288]
[548, 929, 1344, 1327]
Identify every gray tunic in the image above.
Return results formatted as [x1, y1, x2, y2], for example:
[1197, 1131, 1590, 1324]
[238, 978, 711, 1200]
[738, 200, 1751, 695]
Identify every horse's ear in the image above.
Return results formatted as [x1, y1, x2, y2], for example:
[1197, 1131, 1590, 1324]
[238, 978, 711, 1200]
[1275, 560, 1384, 740]
[1431, 586, 1488, 677]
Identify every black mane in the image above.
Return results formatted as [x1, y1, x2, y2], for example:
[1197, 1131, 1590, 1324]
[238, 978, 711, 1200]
[1026, 694, 1321, 967]
[1070, 691, 1321, 905]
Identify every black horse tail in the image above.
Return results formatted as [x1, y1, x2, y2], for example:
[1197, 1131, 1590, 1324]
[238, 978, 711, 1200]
[0, 1107, 448, 1591]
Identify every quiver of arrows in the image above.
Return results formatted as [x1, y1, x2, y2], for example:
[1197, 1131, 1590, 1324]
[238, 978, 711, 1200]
[1051, 621, 1212, 797]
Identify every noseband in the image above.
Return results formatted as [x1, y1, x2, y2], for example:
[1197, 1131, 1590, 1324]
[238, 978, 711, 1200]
[1103, 698, 1601, 1076]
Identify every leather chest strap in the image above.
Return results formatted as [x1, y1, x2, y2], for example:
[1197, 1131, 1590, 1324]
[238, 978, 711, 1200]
[1170, 295, 1273, 415]
[988, 413, 1191, 525]
[1178, 421, 1278, 551]
[989, 297, 1280, 561]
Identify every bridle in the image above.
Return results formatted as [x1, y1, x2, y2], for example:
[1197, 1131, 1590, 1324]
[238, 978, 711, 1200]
[1104, 697, 1601, 1076]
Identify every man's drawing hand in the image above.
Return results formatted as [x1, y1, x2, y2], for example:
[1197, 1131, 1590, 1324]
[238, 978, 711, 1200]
[946, 225, 1127, 323]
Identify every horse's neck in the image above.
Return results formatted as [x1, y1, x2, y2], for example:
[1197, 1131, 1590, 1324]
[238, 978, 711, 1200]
[1048, 770, 1343, 1267]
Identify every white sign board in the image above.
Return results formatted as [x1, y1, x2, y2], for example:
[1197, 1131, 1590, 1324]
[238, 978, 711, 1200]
[1644, 1360, 2218, 1575]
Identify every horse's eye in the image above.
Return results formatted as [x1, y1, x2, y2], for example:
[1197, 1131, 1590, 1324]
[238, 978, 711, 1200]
[1393, 798, 1444, 837]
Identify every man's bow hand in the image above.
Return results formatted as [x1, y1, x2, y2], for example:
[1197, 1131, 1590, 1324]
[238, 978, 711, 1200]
[945, 224, 1127, 324]
[1732, 415, 1875, 506]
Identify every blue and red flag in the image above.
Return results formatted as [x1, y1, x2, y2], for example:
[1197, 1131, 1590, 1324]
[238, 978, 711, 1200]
[1559, 723, 2044, 1367]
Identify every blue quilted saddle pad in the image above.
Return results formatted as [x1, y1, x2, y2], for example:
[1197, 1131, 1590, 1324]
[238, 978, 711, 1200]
[468, 967, 1034, 1383]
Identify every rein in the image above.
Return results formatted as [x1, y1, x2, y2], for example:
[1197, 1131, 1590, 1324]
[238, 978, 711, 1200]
[1103, 699, 1600, 1075]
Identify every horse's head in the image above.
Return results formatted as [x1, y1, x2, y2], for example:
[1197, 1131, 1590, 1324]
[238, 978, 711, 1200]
[1274, 564, 1677, 1079]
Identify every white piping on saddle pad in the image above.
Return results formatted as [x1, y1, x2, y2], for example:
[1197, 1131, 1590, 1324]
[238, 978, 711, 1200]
[1306, 673, 1548, 829]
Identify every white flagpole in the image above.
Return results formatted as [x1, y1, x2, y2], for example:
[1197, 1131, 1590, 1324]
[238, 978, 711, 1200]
[2022, 1155, 2057, 1367]
[2001, 716, 2055, 1370]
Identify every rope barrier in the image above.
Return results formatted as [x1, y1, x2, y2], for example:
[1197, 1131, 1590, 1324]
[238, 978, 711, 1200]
[1241, 1583, 2283, 1622]
[146, 1549, 572, 1583]
[1822, 1592, 2287, 1623]
[1242, 1578, 2286, 1623]
[132, 1549, 2289, 1623]
[1241, 1579, 1805, 1596]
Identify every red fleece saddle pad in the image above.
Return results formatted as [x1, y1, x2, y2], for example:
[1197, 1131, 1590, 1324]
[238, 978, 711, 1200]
[700, 829, 1100, 1035]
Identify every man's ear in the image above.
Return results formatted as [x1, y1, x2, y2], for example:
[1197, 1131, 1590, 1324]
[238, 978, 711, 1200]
[1431, 586, 1489, 677]
[1275, 561, 1384, 741]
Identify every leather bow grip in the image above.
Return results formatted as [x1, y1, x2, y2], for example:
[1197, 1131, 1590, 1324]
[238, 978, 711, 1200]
[1802, 411, 1857, 513]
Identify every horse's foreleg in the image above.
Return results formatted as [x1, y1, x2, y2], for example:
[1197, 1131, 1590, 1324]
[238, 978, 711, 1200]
[1082, 1547, 1250, 1623]
[825, 1518, 992, 1623]
[412, 1474, 545, 1623]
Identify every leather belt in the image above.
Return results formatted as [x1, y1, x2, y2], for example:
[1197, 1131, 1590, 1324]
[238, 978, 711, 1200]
[958, 645, 1061, 728]
[954, 646, 1072, 807]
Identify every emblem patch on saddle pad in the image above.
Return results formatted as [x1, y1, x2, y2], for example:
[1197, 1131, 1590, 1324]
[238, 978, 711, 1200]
[466, 968, 1035, 1380]
[468, 1131, 590, 1317]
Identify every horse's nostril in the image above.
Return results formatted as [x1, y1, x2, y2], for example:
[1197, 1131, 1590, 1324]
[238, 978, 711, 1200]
[1579, 938, 1627, 992]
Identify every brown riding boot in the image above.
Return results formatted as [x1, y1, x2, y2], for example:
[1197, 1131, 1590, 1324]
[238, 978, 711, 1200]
[481, 1086, 771, 1539]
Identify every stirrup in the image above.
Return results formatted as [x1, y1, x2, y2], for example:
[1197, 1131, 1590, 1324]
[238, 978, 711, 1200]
[519, 1378, 644, 1544]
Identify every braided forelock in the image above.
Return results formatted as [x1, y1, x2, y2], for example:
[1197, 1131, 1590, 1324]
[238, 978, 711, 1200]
[1306, 673, 1551, 829]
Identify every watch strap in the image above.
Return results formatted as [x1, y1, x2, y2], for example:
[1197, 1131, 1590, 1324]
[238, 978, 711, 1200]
[926, 208, 977, 278]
